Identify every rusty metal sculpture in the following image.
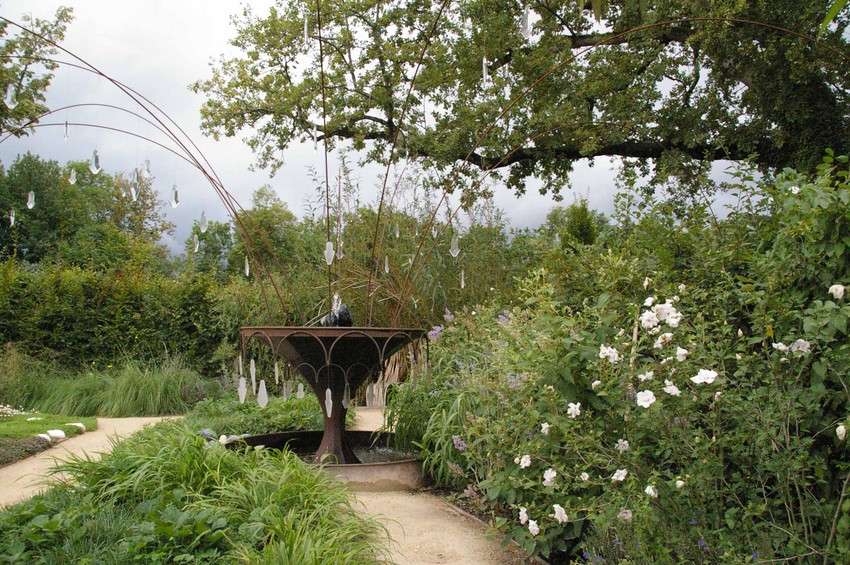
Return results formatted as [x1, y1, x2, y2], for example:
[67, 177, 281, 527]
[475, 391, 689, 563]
[241, 326, 426, 464]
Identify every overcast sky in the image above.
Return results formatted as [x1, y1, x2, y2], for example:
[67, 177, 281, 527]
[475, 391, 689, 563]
[0, 1, 623, 252]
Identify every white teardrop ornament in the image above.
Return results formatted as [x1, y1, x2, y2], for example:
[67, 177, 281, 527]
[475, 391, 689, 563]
[4, 84, 17, 109]
[342, 381, 351, 409]
[68, 169, 76, 185]
[521, 5, 532, 40]
[26, 191, 35, 210]
[170, 185, 179, 208]
[257, 379, 268, 408]
[450, 234, 460, 257]
[89, 150, 101, 175]
[324, 241, 335, 265]
[237, 377, 247, 404]
[199, 211, 208, 233]
[324, 388, 333, 417]
[296, 383, 305, 399]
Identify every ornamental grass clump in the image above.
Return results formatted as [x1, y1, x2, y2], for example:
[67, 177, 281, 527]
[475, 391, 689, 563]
[0, 420, 389, 563]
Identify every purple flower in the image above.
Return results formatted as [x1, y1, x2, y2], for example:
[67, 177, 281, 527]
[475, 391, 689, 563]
[428, 325, 444, 341]
[582, 551, 590, 559]
[444, 308, 455, 323]
[690, 518, 697, 525]
[429, 390, 440, 397]
[452, 434, 467, 451]
[699, 539, 707, 553]
[498, 311, 510, 324]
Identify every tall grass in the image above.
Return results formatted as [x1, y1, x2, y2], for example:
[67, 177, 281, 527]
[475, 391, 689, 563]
[0, 344, 58, 411]
[0, 346, 217, 417]
[0, 421, 391, 563]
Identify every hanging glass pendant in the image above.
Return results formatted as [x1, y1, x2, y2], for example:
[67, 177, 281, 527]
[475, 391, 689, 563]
[238, 354, 243, 376]
[142, 159, 152, 179]
[384, 255, 390, 274]
[394, 223, 400, 239]
[257, 379, 268, 408]
[237, 376, 247, 404]
[250, 359, 257, 395]
[461, 268, 466, 289]
[342, 380, 351, 409]
[431, 225, 437, 239]
[283, 380, 291, 400]
[199, 210, 208, 233]
[274, 361, 280, 384]
[64, 120, 69, 141]
[170, 185, 179, 208]
[130, 184, 138, 202]
[324, 388, 333, 416]
[89, 150, 101, 175]
[3, 84, 17, 109]
[303, 15, 309, 47]
[521, 5, 532, 40]
[482, 56, 489, 83]
[323, 241, 335, 265]
[337, 240, 345, 259]
[9, 209, 15, 227]
[244, 256, 250, 277]
[26, 191, 35, 210]
[332, 292, 341, 311]
[296, 383, 305, 399]
[193, 233, 199, 253]
[450, 234, 460, 258]
[68, 169, 77, 185]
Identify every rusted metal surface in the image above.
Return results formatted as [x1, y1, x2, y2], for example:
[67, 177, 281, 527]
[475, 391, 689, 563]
[240, 327, 425, 464]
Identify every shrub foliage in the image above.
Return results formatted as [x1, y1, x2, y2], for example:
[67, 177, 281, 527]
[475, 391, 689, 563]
[389, 156, 850, 562]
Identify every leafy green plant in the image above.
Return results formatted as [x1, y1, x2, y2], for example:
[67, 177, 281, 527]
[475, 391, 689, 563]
[185, 393, 347, 435]
[0, 420, 390, 563]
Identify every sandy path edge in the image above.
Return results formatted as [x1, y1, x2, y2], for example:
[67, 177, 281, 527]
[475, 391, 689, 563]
[0, 417, 171, 508]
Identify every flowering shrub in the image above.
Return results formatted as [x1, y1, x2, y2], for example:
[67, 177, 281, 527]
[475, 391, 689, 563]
[388, 156, 850, 562]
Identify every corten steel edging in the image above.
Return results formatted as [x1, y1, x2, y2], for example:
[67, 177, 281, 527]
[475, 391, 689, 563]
[239, 327, 426, 464]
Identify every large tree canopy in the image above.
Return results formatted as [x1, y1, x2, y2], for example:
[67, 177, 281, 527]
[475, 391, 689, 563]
[193, 0, 849, 197]
[0, 8, 74, 136]
[0, 153, 174, 267]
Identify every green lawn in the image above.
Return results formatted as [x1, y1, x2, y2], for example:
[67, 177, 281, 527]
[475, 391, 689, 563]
[0, 412, 97, 439]
[0, 410, 98, 466]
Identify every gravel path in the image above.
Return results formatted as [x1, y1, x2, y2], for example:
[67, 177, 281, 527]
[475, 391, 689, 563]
[352, 408, 533, 564]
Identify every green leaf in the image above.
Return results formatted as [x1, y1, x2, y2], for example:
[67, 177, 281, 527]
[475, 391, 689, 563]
[820, 0, 849, 37]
